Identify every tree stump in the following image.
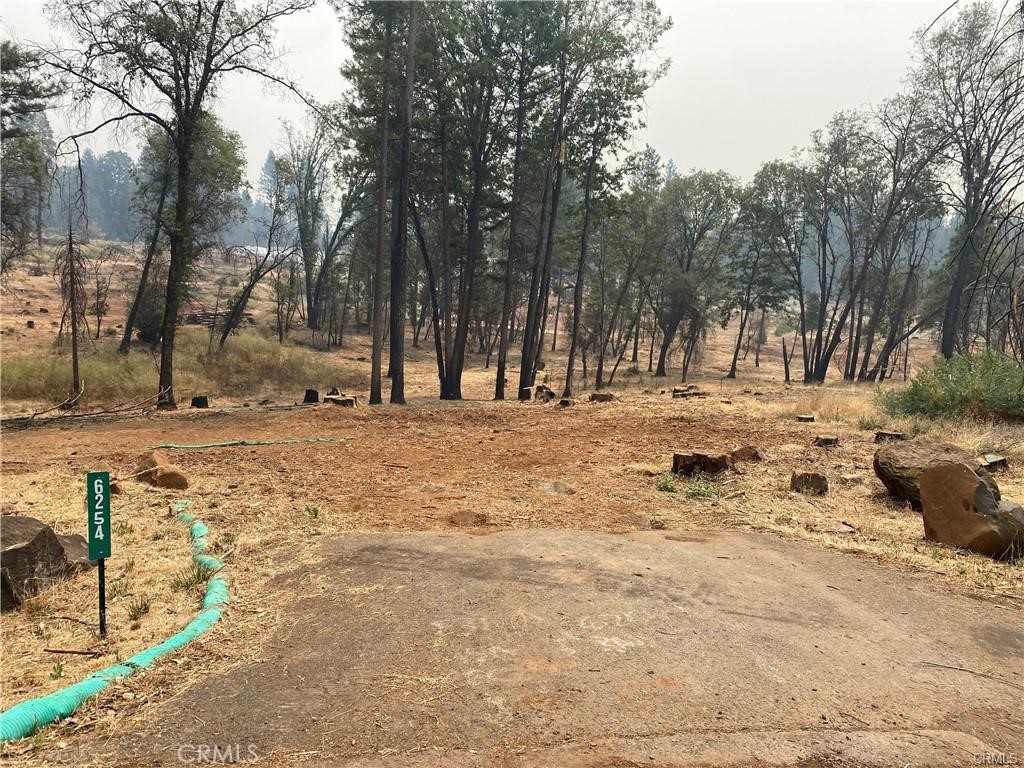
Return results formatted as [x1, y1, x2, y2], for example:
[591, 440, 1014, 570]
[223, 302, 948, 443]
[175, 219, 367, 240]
[813, 435, 840, 448]
[796, 414, 815, 423]
[791, 471, 828, 495]
[874, 431, 907, 443]
[190, 395, 209, 408]
[303, 389, 320, 404]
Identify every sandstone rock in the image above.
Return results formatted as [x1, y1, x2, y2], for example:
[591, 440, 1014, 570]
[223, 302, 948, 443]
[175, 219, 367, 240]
[673, 451, 733, 476]
[873, 441, 1000, 509]
[920, 463, 1024, 559]
[589, 392, 615, 403]
[190, 395, 209, 408]
[151, 467, 189, 490]
[302, 389, 320, 404]
[135, 450, 189, 490]
[730, 446, 763, 463]
[791, 471, 828, 495]
[1, 517, 91, 611]
[813, 435, 840, 448]
[874, 431, 906, 443]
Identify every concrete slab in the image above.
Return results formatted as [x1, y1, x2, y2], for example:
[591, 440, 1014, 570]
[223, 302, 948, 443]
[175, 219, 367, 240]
[117, 530, 1024, 766]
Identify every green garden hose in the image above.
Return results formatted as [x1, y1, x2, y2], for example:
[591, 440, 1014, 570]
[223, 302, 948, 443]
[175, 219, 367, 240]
[0, 501, 228, 742]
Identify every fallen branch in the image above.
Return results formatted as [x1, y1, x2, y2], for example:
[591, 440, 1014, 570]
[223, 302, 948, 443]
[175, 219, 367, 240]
[918, 661, 1024, 690]
[44, 648, 101, 657]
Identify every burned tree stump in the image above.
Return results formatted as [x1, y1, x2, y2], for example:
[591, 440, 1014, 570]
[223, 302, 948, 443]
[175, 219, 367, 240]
[791, 471, 828, 496]
[325, 395, 357, 407]
[672, 451, 734, 476]
[303, 389, 320, 404]
[796, 414, 815, 423]
[190, 396, 209, 409]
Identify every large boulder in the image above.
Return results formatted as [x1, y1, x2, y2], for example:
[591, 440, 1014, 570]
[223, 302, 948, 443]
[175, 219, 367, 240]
[873, 440, 999, 509]
[135, 450, 189, 490]
[919, 463, 1024, 560]
[1, 516, 92, 611]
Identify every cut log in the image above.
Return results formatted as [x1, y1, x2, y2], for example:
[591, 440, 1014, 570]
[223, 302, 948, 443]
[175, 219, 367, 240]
[977, 453, 1009, 473]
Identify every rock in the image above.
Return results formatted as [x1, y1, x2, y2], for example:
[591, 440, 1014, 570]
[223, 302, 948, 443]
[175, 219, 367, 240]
[730, 445, 763, 463]
[589, 392, 615, 403]
[813, 435, 840, 448]
[649, 517, 666, 530]
[873, 441, 1000, 509]
[919, 463, 1024, 560]
[38, 307, 48, 314]
[874, 430, 906, 444]
[1, 517, 89, 611]
[791, 471, 829, 495]
[673, 451, 734, 476]
[57, 533, 93, 572]
[110, 479, 124, 495]
[135, 450, 189, 490]
[324, 395, 357, 407]
[839, 474, 865, 486]
[978, 453, 1009, 473]
[303, 389, 320, 404]
[190, 395, 209, 408]
[796, 414, 815, 423]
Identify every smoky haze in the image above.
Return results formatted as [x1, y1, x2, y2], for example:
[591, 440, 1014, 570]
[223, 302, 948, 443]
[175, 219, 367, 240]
[1, 0, 952, 183]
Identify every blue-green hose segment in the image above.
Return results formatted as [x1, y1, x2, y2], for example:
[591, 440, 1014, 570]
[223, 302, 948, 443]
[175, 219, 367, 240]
[0, 500, 228, 742]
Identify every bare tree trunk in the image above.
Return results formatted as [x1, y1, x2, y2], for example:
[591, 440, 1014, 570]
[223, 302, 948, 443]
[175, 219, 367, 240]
[388, 1, 418, 405]
[370, 14, 393, 405]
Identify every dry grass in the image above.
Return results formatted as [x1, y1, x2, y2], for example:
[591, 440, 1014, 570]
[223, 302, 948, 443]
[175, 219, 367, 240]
[0, 328, 366, 412]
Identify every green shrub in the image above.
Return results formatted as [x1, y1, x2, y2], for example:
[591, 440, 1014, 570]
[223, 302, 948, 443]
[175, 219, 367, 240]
[879, 352, 1024, 420]
[685, 474, 720, 499]
[655, 475, 677, 493]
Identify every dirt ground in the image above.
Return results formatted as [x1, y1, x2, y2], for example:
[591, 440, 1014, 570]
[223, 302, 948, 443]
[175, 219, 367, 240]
[2, 375, 1023, 766]
[2, 254, 1024, 766]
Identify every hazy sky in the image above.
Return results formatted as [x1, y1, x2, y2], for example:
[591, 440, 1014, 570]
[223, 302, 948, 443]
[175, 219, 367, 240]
[1, 0, 953, 185]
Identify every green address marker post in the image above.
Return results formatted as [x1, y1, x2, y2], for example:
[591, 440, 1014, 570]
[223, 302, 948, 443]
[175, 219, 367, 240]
[87, 471, 111, 638]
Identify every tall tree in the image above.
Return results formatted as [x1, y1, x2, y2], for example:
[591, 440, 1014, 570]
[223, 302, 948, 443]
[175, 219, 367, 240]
[44, 0, 314, 407]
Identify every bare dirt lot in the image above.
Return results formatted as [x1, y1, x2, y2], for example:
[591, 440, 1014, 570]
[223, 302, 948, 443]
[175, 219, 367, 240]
[2, 262, 1023, 766]
[2, 376, 1023, 766]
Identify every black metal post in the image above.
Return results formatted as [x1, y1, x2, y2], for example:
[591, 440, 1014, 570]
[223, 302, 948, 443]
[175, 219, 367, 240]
[98, 558, 107, 638]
